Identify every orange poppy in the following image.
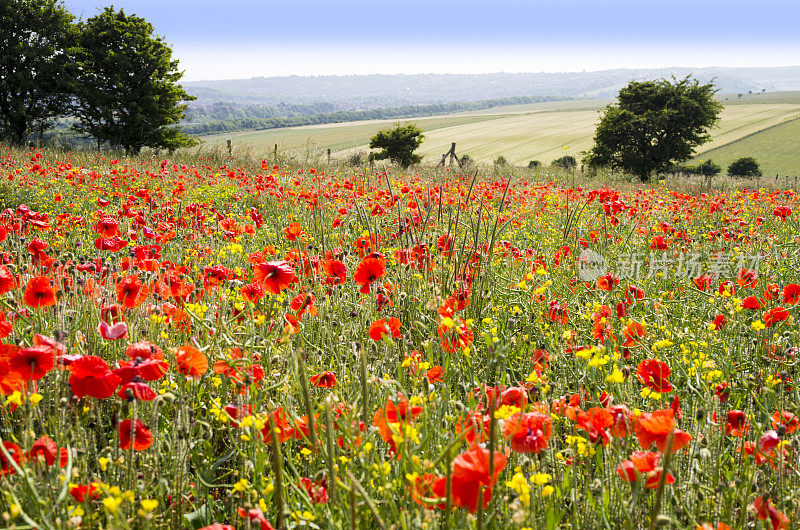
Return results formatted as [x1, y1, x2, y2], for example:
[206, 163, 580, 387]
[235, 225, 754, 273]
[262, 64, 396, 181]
[175, 345, 208, 380]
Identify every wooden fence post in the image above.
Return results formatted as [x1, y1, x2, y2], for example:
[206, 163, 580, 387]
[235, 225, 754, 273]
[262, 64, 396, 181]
[327, 148, 331, 164]
[227, 139, 232, 156]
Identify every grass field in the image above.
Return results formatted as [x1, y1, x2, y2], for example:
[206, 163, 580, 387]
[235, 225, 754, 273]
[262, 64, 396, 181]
[691, 117, 800, 177]
[201, 93, 800, 172]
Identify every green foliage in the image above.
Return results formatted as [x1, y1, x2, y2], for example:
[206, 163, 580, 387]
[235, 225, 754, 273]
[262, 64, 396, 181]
[671, 159, 721, 177]
[727, 156, 762, 178]
[584, 76, 722, 181]
[527, 160, 541, 169]
[551, 155, 577, 169]
[71, 7, 197, 154]
[460, 154, 473, 166]
[0, 0, 78, 144]
[493, 155, 507, 166]
[368, 123, 424, 168]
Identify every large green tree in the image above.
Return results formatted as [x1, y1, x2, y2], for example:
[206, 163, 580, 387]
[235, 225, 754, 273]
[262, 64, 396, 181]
[369, 123, 424, 168]
[584, 77, 722, 181]
[72, 7, 196, 154]
[0, 0, 77, 144]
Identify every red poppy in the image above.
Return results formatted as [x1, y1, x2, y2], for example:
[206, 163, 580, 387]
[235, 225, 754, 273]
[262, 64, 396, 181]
[23, 276, 56, 308]
[94, 236, 128, 252]
[241, 282, 265, 303]
[0, 441, 23, 476]
[97, 320, 129, 340]
[252, 261, 298, 295]
[284, 222, 304, 241]
[616, 451, 674, 489]
[741, 296, 761, 310]
[783, 284, 800, 304]
[773, 206, 792, 220]
[597, 273, 619, 292]
[322, 259, 347, 284]
[636, 359, 673, 393]
[712, 314, 728, 329]
[503, 411, 553, 453]
[373, 396, 423, 453]
[353, 256, 386, 294]
[724, 410, 748, 437]
[28, 435, 67, 467]
[118, 419, 153, 451]
[9, 345, 54, 381]
[431, 445, 507, 513]
[69, 483, 100, 502]
[116, 275, 149, 308]
[175, 344, 208, 380]
[575, 407, 614, 445]
[125, 341, 164, 360]
[693, 275, 713, 291]
[545, 300, 569, 324]
[260, 407, 295, 444]
[68, 355, 122, 399]
[117, 381, 157, 401]
[310, 371, 336, 388]
[763, 307, 789, 327]
[753, 496, 789, 530]
[368, 317, 401, 341]
[300, 477, 329, 504]
[0, 266, 17, 295]
[771, 411, 799, 434]
[650, 236, 667, 250]
[437, 318, 474, 353]
[634, 409, 692, 453]
[115, 358, 169, 383]
[623, 322, 646, 348]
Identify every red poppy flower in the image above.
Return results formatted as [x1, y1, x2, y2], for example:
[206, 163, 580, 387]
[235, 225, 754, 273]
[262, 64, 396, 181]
[23, 276, 56, 308]
[117, 381, 157, 401]
[636, 359, 673, 393]
[693, 275, 713, 291]
[9, 345, 54, 381]
[545, 300, 569, 324]
[310, 371, 336, 388]
[0, 266, 17, 295]
[616, 451, 674, 489]
[373, 396, 423, 453]
[241, 282, 265, 303]
[772, 411, 799, 434]
[125, 341, 164, 361]
[741, 296, 761, 310]
[252, 261, 298, 294]
[783, 284, 800, 304]
[437, 318, 474, 353]
[175, 344, 208, 380]
[94, 236, 128, 252]
[1, 441, 23, 476]
[353, 256, 386, 294]
[260, 407, 295, 444]
[28, 435, 67, 467]
[724, 410, 748, 437]
[68, 355, 121, 399]
[97, 320, 129, 340]
[623, 322, 646, 348]
[118, 419, 153, 451]
[368, 317, 401, 341]
[322, 259, 347, 284]
[753, 496, 789, 530]
[284, 222, 304, 241]
[763, 307, 789, 327]
[431, 445, 507, 513]
[115, 358, 168, 383]
[773, 206, 792, 220]
[69, 483, 100, 502]
[634, 409, 692, 453]
[712, 314, 728, 329]
[650, 236, 667, 250]
[503, 411, 553, 453]
[116, 275, 149, 308]
[300, 477, 329, 504]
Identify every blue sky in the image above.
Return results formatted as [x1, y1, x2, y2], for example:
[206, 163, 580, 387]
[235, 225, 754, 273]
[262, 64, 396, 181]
[63, 0, 800, 80]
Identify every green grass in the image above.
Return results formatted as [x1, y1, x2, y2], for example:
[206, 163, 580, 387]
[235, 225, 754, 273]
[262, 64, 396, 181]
[691, 117, 800, 177]
[201, 98, 800, 169]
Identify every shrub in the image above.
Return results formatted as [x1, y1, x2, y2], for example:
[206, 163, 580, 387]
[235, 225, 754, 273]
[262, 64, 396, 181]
[552, 155, 577, 170]
[528, 160, 541, 169]
[494, 155, 507, 166]
[368, 123, 424, 168]
[727, 157, 761, 178]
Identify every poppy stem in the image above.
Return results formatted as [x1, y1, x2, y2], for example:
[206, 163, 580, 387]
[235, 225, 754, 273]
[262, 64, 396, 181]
[268, 414, 286, 530]
[647, 432, 675, 529]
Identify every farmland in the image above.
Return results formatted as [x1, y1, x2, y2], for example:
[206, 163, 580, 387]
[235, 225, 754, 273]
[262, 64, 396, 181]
[0, 146, 799, 528]
[201, 95, 800, 171]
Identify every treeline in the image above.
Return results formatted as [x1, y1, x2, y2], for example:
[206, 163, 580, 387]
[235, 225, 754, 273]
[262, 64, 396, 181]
[181, 96, 558, 135]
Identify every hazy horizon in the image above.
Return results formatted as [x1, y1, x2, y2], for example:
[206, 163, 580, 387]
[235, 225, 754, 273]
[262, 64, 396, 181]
[61, 0, 800, 82]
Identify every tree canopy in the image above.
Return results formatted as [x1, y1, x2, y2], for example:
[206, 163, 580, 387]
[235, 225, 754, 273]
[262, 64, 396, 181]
[71, 7, 196, 153]
[0, 0, 78, 144]
[584, 77, 722, 181]
[368, 123, 424, 168]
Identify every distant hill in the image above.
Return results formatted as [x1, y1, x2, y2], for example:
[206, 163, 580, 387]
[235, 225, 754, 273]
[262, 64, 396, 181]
[184, 66, 800, 108]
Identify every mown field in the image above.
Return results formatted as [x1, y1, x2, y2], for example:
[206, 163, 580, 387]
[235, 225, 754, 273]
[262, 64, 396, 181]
[0, 146, 798, 529]
[200, 94, 800, 173]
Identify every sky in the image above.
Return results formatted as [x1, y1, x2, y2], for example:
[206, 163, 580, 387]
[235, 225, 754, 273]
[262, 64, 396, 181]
[62, 0, 800, 81]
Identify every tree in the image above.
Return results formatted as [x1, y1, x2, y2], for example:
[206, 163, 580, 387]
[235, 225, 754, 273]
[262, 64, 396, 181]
[368, 123, 424, 168]
[527, 160, 541, 169]
[552, 155, 577, 170]
[72, 7, 196, 154]
[0, 0, 77, 144]
[728, 157, 761, 178]
[584, 77, 722, 181]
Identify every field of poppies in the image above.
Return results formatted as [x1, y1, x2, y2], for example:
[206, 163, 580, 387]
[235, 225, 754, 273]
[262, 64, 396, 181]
[0, 146, 798, 529]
